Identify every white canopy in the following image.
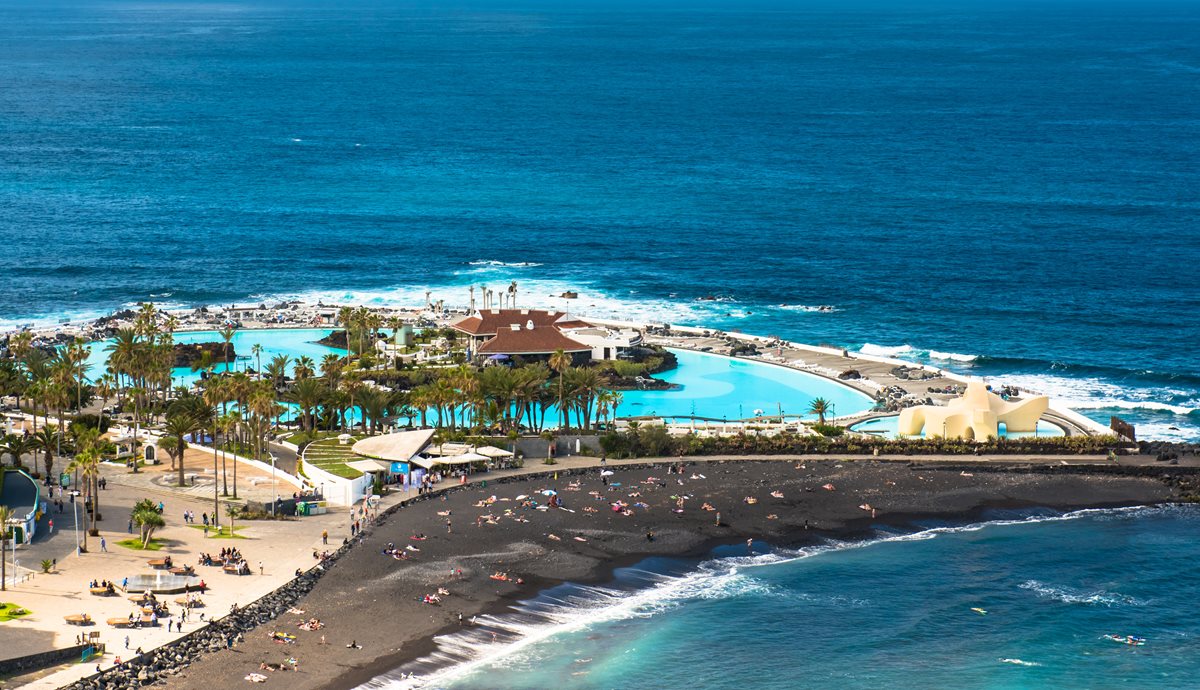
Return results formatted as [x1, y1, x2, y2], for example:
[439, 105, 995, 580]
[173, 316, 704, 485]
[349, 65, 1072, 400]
[474, 445, 514, 458]
[346, 459, 392, 474]
[413, 452, 489, 468]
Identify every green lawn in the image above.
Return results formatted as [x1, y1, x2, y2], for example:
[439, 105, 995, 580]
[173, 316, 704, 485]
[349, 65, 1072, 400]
[301, 437, 366, 478]
[188, 524, 248, 539]
[116, 537, 165, 551]
[0, 603, 31, 622]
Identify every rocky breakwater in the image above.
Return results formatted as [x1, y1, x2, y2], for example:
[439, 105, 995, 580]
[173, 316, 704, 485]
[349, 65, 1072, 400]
[173, 342, 234, 369]
[62, 543, 355, 690]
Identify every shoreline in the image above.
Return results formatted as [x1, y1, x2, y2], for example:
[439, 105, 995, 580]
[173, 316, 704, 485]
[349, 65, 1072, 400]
[151, 458, 1185, 690]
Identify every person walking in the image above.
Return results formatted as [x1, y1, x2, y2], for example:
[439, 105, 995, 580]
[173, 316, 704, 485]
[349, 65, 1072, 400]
[322, 529, 328, 545]
[100, 537, 107, 552]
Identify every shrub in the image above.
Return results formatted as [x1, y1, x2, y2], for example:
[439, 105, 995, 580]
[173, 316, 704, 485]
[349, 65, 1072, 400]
[811, 424, 844, 437]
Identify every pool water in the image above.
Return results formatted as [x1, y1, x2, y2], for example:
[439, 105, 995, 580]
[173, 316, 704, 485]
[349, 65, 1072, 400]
[850, 415, 1065, 439]
[82, 331, 873, 425]
[84, 328, 344, 388]
[620, 349, 874, 422]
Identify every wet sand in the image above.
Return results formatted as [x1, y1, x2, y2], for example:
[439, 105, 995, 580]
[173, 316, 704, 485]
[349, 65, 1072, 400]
[160, 459, 1177, 690]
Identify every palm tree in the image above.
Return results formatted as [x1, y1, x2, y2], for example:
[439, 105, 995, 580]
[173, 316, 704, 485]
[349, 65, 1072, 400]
[293, 356, 315, 381]
[218, 326, 236, 373]
[251, 343, 263, 378]
[0, 505, 11, 591]
[190, 350, 215, 383]
[808, 397, 832, 426]
[290, 379, 325, 432]
[131, 503, 165, 549]
[265, 354, 290, 388]
[548, 349, 571, 429]
[67, 450, 101, 541]
[31, 426, 59, 479]
[161, 412, 201, 487]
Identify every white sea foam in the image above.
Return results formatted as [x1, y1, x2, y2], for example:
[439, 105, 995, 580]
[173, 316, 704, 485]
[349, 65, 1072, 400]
[1018, 580, 1147, 607]
[354, 505, 1163, 689]
[777, 304, 839, 313]
[991, 373, 1198, 416]
[858, 343, 916, 357]
[999, 658, 1042, 667]
[927, 349, 980, 363]
[465, 260, 545, 268]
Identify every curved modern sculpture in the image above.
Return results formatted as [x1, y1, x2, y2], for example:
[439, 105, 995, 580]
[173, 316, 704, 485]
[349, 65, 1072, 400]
[898, 381, 1049, 440]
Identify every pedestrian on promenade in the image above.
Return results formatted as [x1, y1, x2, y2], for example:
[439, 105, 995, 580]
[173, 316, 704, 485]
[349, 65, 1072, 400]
[100, 537, 107, 552]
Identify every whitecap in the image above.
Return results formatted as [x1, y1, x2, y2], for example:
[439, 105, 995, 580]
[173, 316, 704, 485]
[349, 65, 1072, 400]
[927, 349, 979, 363]
[858, 343, 916, 357]
[1000, 658, 1042, 667]
[1018, 579, 1146, 607]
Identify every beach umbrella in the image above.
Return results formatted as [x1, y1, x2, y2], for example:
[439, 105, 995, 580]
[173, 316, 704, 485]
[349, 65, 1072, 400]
[488, 354, 510, 361]
[600, 470, 614, 476]
[540, 489, 557, 496]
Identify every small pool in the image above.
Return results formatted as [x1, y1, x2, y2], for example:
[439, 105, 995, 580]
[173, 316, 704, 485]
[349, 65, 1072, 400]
[850, 415, 1065, 439]
[620, 349, 874, 421]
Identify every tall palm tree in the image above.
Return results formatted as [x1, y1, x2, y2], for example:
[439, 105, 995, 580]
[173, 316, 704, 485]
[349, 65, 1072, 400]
[808, 397, 832, 426]
[290, 378, 325, 432]
[251, 343, 263, 378]
[293, 356, 315, 381]
[67, 449, 100, 542]
[218, 326, 236, 373]
[31, 426, 59, 479]
[548, 349, 571, 429]
[265, 354, 290, 388]
[161, 413, 201, 487]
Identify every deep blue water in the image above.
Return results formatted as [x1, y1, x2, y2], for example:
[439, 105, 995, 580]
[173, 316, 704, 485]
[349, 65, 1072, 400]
[361, 505, 1200, 689]
[1, 0, 1198, 439]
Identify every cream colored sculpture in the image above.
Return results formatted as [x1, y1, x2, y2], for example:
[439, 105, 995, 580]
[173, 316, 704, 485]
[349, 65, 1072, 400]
[897, 381, 1049, 439]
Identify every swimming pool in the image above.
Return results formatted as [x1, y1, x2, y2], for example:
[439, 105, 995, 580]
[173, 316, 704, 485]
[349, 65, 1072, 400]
[619, 349, 874, 421]
[84, 328, 344, 388]
[82, 332, 874, 425]
[849, 414, 1065, 439]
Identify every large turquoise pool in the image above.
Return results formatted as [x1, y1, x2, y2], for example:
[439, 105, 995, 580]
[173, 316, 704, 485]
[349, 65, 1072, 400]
[82, 331, 873, 424]
[619, 348, 874, 421]
[850, 414, 1065, 439]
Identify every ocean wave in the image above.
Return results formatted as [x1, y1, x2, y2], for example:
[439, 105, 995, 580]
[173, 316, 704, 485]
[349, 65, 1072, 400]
[777, 304, 839, 313]
[858, 343, 916, 357]
[465, 260, 545, 268]
[1018, 579, 1147, 607]
[991, 373, 1199, 417]
[999, 658, 1042, 667]
[928, 349, 980, 363]
[355, 505, 1171, 689]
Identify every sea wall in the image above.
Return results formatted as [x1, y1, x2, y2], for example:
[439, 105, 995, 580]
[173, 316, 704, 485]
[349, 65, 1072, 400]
[0, 644, 90, 677]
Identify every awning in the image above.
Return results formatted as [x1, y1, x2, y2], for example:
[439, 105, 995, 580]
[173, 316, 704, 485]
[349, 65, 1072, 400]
[351, 429, 437, 462]
[345, 459, 392, 473]
[474, 446, 514, 458]
[413, 452, 489, 468]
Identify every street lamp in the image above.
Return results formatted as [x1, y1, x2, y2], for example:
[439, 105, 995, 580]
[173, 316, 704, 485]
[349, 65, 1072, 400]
[269, 453, 277, 516]
[72, 497, 80, 556]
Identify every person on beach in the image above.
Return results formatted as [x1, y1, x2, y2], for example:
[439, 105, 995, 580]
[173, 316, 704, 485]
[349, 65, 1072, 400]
[715, 512, 721, 526]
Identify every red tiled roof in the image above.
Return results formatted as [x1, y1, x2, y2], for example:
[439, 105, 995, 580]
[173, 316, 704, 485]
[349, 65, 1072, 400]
[452, 309, 568, 336]
[476, 325, 590, 355]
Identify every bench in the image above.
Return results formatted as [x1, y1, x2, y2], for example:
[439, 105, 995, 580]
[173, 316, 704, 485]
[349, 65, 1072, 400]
[108, 617, 135, 628]
[64, 614, 92, 626]
[147, 559, 171, 569]
[89, 587, 114, 597]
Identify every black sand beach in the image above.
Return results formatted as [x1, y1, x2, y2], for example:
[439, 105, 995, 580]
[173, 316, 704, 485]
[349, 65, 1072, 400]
[161, 459, 1177, 690]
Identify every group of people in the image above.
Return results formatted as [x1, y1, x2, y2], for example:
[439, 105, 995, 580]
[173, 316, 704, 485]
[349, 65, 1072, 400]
[89, 579, 116, 594]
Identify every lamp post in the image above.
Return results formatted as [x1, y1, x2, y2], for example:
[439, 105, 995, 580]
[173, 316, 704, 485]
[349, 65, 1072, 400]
[269, 454, 277, 517]
[72, 498, 80, 556]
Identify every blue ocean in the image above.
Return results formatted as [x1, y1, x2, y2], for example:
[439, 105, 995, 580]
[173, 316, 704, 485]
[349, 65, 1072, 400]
[362, 505, 1200, 689]
[1, 1, 1198, 440]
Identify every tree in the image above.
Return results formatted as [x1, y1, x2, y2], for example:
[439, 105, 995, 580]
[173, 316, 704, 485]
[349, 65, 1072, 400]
[1, 434, 34, 472]
[548, 349, 571, 429]
[67, 449, 101, 542]
[160, 413, 201, 486]
[131, 499, 165, 549]
[224, 502, 239, 537]
[251, 343, 263, 377]
[808, 397, 832, 426]
[219, 326, 236, 372]
[31, 426, 59, 479]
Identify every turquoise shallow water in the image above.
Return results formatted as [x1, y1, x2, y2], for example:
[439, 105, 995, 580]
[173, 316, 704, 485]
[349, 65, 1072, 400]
[370, 505, 1200, 690]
